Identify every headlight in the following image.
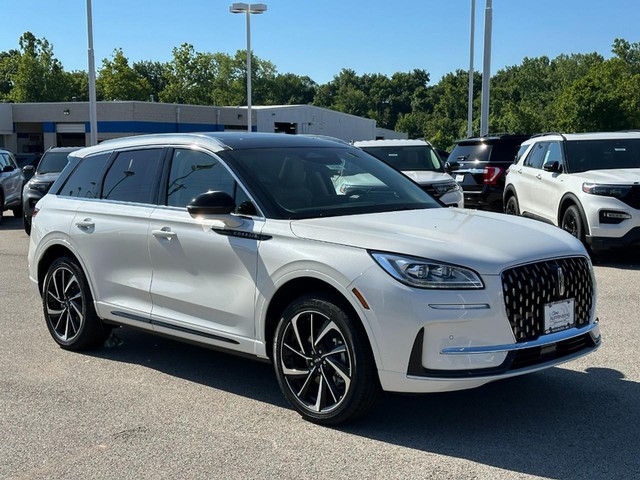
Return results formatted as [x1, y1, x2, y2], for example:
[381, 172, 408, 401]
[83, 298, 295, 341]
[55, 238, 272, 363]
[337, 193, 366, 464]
[27, 181, 52, 193]
[582, 183, 631, 198]
[433, 181, 461, 194]
[370, 251, 484, 289]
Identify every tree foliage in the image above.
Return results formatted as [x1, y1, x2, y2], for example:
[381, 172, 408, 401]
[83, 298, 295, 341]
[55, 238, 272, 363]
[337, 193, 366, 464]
[2, 32, 640, 150]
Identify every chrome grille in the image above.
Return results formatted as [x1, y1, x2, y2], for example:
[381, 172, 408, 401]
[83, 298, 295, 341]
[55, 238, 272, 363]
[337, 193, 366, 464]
[501, 257, 593, 342]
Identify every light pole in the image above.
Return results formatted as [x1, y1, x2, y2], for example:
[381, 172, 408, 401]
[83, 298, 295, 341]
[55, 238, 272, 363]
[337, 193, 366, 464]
[467, 0, 475, 138]
[480, 0, 492, 137]
[229, 2, 267, 133]
[86, 0, 98, 146]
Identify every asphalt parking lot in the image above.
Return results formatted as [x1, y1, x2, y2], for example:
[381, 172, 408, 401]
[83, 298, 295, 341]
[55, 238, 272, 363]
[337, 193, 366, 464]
[1, 211, 639, 480]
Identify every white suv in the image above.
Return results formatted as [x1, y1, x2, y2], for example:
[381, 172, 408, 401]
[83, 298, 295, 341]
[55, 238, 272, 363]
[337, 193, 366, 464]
[28, 132, 600, 425]
[504, 132, 640, 252]
[353, 139, 464, 207]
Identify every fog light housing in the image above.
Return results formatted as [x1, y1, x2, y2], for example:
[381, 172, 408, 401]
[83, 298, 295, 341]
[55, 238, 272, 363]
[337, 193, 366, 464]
[599, 210, 632, 224]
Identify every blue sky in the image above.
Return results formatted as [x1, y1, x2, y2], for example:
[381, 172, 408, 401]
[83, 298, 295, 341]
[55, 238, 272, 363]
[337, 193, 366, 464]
[1, 0, 638, 85]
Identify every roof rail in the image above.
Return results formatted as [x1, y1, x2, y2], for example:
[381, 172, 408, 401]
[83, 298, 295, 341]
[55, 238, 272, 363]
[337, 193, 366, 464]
[530, 132, 568, 141]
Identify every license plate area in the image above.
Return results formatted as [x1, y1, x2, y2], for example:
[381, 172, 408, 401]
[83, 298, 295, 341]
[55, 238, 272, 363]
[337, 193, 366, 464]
[544, 299, 575, 334]
[455, 174, 464, 183]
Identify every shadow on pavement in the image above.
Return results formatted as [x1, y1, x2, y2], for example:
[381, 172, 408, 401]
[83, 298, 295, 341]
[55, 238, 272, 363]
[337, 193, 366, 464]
[87, 327, 639, 479]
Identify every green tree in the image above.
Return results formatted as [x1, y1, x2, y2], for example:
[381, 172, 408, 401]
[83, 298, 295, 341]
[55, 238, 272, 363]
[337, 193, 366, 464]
[0, 50, 19, 100]
[97, 48, 152, 101]
[8, 32, 68, 102]
[555, 58, 640, 131]
[133, 60, 169, 102]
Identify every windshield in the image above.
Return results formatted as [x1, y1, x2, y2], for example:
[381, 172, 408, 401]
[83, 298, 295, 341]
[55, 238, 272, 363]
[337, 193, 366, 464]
[565, 139, 640, 173]
[220, 146, 441, 220]
[361, 145, 444, 172]
[37, 151, 71, 174]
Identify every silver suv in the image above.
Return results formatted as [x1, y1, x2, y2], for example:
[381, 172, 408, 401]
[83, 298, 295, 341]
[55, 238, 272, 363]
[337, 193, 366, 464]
[0, 149, 25, 224]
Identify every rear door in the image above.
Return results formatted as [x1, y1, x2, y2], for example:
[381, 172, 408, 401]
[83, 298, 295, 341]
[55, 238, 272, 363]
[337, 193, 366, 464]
[514, 142, 548, 218]
[70, 148, 164, 323]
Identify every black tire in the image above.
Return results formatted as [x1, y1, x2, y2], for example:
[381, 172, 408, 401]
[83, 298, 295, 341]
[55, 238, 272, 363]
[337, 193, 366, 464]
[273, 293, 381, 425]
[561, 205, 585, 243]
[0, 193, 4, 225]
[42, 257, 110, 350]
[23, 212, 31, 235]
[12, 205, 23, 218]
[505, 195, 520, 216]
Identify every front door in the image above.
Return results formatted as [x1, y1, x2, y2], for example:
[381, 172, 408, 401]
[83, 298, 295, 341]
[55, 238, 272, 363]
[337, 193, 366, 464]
[148, 147, 264, 351]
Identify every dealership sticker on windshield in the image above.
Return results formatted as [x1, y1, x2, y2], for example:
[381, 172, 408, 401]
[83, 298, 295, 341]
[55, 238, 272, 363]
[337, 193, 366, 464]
[455, 174, 464, 182]
[544, 299, 575, 333]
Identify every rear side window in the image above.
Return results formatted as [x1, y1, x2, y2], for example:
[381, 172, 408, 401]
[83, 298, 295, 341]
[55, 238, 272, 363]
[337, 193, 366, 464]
[102, 149, 164, 204]
[58, 152, 112, 198]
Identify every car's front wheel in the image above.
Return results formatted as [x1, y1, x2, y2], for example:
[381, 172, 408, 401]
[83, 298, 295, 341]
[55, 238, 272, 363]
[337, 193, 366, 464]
[42, 257, 110, 350]
[505, 195, 520, 216]
[273, 294, 381, 425]
[561, 205, 585, 242]
[23, 212, 31, 235]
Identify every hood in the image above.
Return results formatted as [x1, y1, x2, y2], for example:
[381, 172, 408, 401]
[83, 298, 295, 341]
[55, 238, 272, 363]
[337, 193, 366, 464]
[290, 208, 586, 275]
[577, 168, 640, 184]
[402, 171, 453, 184]
[29, 172, 61, 184]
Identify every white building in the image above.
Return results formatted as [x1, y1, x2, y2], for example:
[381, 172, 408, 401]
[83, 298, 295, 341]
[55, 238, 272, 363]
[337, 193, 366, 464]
[0, 102, 405, 153]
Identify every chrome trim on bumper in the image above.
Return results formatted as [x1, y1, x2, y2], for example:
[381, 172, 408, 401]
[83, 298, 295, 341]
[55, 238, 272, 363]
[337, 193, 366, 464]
[428, 303, 490, 310]
[441, 321, 599, 355]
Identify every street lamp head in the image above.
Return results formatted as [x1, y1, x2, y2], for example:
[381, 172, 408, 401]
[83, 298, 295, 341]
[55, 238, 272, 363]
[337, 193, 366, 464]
[229, 2, 267, 14]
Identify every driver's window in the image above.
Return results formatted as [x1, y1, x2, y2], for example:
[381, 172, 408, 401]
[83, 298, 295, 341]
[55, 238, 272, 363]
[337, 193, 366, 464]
[166, 148, 251, 212]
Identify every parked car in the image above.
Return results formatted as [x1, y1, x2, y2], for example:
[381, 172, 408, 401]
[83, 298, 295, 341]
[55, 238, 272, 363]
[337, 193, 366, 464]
[446, 134, 530, 211]
[28, 132, 600, 425]
[22, 147, 80, 234]
[353, 139, 463, 207]
[504, 131, 640, 252]
[14, 153, 43, 178]
[0, 149, 25, 224]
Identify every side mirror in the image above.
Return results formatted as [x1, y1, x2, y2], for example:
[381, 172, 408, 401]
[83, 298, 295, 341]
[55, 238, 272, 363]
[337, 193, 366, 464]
[543, 160, 561, 173]
[187, 191, 243, 228]
[22, 165, 35, 174]
[188, 191, 235, 215]
[445, 160, 460, 172]
[2, 165, 15, 173]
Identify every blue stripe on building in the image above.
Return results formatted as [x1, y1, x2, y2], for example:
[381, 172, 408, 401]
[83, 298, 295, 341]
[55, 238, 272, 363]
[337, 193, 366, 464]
[84, 121, 225, 133]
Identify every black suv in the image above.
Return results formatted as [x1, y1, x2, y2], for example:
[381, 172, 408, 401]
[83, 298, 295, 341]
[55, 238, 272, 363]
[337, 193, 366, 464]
[446, 134, 530, 211]
[22, 147, 80, 234]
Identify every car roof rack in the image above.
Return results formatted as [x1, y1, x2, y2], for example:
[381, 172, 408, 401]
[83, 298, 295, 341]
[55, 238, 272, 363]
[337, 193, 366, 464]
[530, 132, 568, 141]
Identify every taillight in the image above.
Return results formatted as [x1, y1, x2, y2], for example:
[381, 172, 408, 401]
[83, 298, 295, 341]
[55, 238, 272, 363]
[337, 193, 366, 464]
[32, 207, 39, 218]
[483, 166, 503, 185]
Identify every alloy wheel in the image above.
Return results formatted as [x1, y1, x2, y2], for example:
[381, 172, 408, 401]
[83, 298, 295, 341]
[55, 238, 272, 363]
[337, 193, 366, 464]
[279, 310, 352, 414]
[45, 265, 85, 343]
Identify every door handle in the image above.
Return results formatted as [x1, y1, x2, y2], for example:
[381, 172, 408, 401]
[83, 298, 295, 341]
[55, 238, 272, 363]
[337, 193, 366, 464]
[536, 173, 542, 180]
[152, 228, 177, 240]
[75, 219, 95, 229]
[517, 169, 523, 174]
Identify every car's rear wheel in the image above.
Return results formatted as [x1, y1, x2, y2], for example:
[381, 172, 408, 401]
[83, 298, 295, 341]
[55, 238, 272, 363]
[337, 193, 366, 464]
[505, 195, 520, 216]
[273, 293, 381, 425]
[12, 205, 23, 218]
[43, 257, 110, 350]
[561, 205, 585, 242]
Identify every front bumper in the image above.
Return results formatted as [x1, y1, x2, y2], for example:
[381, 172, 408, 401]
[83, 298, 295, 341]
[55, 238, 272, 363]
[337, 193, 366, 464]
[352, 263, 599, 394]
